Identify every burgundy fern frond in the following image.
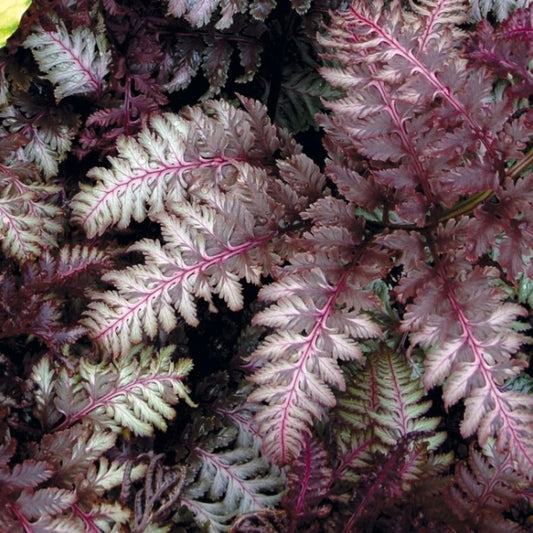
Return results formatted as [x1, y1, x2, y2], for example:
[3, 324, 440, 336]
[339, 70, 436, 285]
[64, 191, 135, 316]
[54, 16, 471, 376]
[384, 222, 533, 471]
[319, 0, 533, 478]
[283, 436, 333, 532]
[446, 442, 533, 530]
[0, 437, 78, 531]
[337, 0, 499, 157]
[466, 6, 533, 98]
[0, 245, 110, 352]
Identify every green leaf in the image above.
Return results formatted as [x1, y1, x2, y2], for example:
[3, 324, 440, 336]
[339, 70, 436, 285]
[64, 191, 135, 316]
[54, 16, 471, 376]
[0, 0, 31, 48]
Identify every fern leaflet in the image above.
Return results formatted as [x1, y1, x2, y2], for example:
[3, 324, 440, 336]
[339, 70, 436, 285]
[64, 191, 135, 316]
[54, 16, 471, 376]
[24, 18, 110, 101]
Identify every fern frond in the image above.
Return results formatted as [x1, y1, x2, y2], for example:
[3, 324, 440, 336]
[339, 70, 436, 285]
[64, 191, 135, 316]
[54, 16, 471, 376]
[162, 22, 265, 97]
[396, 230, 533, 472]
[446, 442, 532, 531]
[165, 0, 310, 29]
[328, 346, 452, 530]
[246, 191, 387, 466]
[124, 453, 185, 532]
[274, 65, 341, 133]
[469, 0, 532, 20]
[466, 6, 533, 100]
[248, 254, 385, 464]
[0, 457, 54, 489]
[71, 98, 284, 238]
[410, 0, 468, 52]
[0, 135, 63, 261]
[42, 244, 111, 286]
[215, 391, 264, 453]
[318, 0, 506, 224]
[74, 97, 324, 357]
[24, 18, 110, 101]
[1, 92, 80, 179]
[31, 425, 117, 487]
[177, 498, 230, 532]
[319, 0, 533, 480]
[179, 425, 284, 532]
[333, 368, 377, 484]
[0, 184, 62, 261]
[0, 244, 110, 353]
[72, 458, 145, 532]
[190, 446, 282, 514]
[13, 487, 77, 520]
[334, 345, 451, 481]
[20, 424, 143, 530]
[169, 378, 286, 532]
[73, 501, 131, 533]
[0, 436, 80, 531]
[283, 436, 334, 529]
[165, 0, 224, 28]
[370, 348, 446, 453]
[83, 193, 277, 355]
[86, 456, 146, 494]
[32, 356, 61, 430]
[50, 344, 195, 435]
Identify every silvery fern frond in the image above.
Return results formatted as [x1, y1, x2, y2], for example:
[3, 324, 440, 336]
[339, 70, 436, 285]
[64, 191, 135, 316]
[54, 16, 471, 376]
[82, 188, 280, 355]
[335, 345, 451, 478]
[323, 346, 453, 530]
[24, 18, 110, 102]
[469, 0, 532, 20]
[73, 98, 324, 356]
[178, 418, 284, 532]
[164, 0, 311, 29]
[70, 97, 292, 239]
[248, 256, 385, 464]
[0, 178, 62, 261]
[33, 345, 195, 436]
[2, 487, 77, 531]
[0, 133, 63, 262]
[181, 446, 283, 532]
[0, 442, 54, 490]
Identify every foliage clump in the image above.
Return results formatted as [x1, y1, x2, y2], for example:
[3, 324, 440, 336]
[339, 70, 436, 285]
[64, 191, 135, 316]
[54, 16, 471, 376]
[0, 0, 532, 530]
